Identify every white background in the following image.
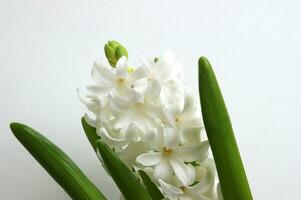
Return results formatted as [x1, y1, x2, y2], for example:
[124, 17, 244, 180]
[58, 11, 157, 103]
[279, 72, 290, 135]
[0, 0, 300, 199]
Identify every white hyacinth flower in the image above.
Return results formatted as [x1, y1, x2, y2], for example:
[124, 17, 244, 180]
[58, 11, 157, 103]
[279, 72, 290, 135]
[136, 126, 209, 186]
[158, 159, 220, 200]
[80, 50, 221, 200]
[88, 56, 146, 98]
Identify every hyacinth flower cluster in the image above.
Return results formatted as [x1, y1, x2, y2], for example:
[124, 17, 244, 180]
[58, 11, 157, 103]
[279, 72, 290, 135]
[79, 41, 222, 200]
[10, 40, 252, 200]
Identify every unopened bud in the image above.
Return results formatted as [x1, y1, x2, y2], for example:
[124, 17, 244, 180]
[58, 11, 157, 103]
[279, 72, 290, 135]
[104, 40, 128, 67]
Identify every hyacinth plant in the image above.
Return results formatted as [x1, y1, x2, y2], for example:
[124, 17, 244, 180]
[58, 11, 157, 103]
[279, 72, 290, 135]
[10, 41, 253, 200]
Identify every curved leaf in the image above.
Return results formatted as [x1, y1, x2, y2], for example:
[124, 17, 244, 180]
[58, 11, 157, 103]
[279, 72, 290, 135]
[10, 122, 107, 200]
[138, 170, 164, 200]
[81, 117, 100, 151]
[198, 57, 253, 200]
[96, 140, 152, 200]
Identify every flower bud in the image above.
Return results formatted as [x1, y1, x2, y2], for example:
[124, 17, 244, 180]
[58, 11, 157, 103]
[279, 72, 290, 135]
[127, 67, 134, 73]
[104, 40, 128, 67]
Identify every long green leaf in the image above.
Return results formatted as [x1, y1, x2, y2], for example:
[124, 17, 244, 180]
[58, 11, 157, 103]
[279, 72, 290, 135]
[10, 122, 107, 200]
[96, 140, 153, 200]
[138, 170, 164, 200]
[81, 117, 100, 151]
[198, 57, 253, 200]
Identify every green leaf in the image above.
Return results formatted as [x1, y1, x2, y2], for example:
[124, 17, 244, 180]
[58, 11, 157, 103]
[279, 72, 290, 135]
[81, 117, 100, 151]
[198, 57, 253, 200]
[138, 170, 164, 200]
[96, 140, 153, 200]
[10, 122, 107, 200]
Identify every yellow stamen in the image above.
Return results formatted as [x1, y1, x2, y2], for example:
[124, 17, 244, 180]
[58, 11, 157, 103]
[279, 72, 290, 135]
[117, 78, 124, 84]
[163, 147, 173, 155]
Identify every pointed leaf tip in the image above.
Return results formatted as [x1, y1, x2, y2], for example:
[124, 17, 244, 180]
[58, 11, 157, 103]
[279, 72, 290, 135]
[81, 117, 100, 151]
[96, 140, 152, 200]
[10, 122, 24, 133]
[198, 56, 212, 71]
[198, 57, 253, 200]
[10, 122, 107, 200]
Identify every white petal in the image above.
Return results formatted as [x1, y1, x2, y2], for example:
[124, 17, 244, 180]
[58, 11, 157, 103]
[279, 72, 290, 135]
[77, 89, 100, 112]
[172, 62, 184, 82]
[180, 117, 203, 129]
[86, 84, 113, 97]
[154, 126, 166, 150]
[136, 152, 162, 166]
[163, 127, 179, 148]
[217, 183, 223, 200]
[182, 89, 195, 115]
[153, 160, 173, 181]
[139, 56, 152, 76]
[180, 128, 201, 145]
[169, 156, 191, 186]
[186, 164, 196, 186]
[175, 141, 209, 162]
[144, 79, 161, 102]
[115, 56, 128, 78]
[84, 113, 96, 127]
[142, 128, 157, 149]
[118, 141, 146, 167]
[159, 51, 175, 67]
[158, 179, 183, 199]
[91, 61, 115, 83]
[125, 122, 141, 141]
[128, 67, 147, 82]
[197, 159, 217, 195]
[154, 51, 175, 81]
[162, 107, 177, 127]
[114, 110, 135, 129]
[109, 93, 130, 114]
[97, 127, 126, 148]
[179, 196, 193, 200]
[129, 89, 144, 104]
[160, 80, 183, 103]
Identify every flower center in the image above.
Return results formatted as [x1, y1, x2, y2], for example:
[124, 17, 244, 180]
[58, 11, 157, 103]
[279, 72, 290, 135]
[163, 147, 173, 155]
[180, 186, 186, 192]
[175, 117, 180, 122]
[134, 103, 144, 108]
[117, 78, 125, 84]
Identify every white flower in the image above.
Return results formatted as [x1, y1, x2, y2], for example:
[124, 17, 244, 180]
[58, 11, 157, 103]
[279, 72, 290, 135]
[80, 50, 222, 200]
[163, 89, 203, 130]
[97, 122, 148, 167]
[140, 51, 184, 103]
[110, 79, 162, 132]
[136, 126, 209, 186]
[162, 89, 204, 145]
[88, 56, 146, 98]
[158, 160, 219, 200]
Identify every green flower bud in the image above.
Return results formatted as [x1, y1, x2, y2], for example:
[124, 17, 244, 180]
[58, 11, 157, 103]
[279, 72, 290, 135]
[104, 40, 128, 67]
[127, 67, 134, 73]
